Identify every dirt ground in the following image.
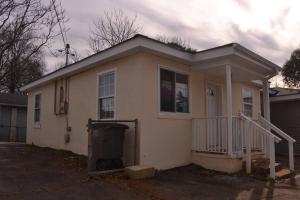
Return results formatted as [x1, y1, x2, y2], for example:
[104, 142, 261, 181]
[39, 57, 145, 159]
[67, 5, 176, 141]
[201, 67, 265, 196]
[1, 143, 300, 200]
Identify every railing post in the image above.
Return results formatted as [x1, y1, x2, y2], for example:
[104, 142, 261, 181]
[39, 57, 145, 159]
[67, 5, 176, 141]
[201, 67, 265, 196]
[289, 141, 295, 171]
[263, 80, 271, 159]
[245, 120, 251, 174]
[226, 64, 233, 156]
[269, 136, 275, 179]
[87, 118, 93, 172]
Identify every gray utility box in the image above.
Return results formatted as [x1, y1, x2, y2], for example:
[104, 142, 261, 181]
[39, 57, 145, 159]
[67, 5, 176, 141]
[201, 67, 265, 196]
[89, 123, 129, 171]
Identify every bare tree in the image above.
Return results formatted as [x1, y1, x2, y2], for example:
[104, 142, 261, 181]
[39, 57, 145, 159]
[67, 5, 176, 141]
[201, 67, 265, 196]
[0, 0, 66, 93]
[156, 35, 197, 53]
[89, 9, 142, 53]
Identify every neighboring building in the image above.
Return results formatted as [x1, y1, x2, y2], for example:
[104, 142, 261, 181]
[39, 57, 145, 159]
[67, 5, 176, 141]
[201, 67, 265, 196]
[270, 87, 300, 155]
[20, 35, 295, 177]
[0, 93, 27, 142]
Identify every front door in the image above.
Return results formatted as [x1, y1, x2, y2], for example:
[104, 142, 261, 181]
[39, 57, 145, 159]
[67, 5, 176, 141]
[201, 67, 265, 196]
[206, 83, 223, 151]
[206, 83, 222, 117]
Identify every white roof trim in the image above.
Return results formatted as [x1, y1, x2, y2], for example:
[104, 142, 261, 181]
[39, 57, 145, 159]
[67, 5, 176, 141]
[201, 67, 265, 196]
[20, 35, 280, 92]
[270, 94, 300, 102]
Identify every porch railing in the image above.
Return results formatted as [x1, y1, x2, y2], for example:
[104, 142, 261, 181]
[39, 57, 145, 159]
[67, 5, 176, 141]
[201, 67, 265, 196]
[192, 116, 228, 153]
[192, 116, 259, 155]
[192, 113, 295, 178]
[239, 113, 281, 178]
[258, 115, 296, 170]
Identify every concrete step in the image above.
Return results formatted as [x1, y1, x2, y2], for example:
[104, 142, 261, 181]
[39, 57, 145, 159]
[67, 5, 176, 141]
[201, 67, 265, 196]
[276, 169, 292, 179]
[251, 158, 282, 172]
[125, 165, 156, 179]
[249, 157, 284, 177]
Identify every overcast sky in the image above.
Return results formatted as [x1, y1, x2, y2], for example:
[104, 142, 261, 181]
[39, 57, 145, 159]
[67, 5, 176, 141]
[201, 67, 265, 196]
[46, 0, 300, 81]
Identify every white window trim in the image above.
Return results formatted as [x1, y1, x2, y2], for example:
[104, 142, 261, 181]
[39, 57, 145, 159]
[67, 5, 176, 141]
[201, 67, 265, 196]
[158, 65, 192, 119]
[242, 87, 253, 117]
[33, 92, 42, 128]
[96, 68, 117, 120]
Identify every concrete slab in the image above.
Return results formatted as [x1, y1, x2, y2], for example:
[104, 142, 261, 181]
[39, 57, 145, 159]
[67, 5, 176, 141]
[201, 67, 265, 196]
[125, 165, 155, 179]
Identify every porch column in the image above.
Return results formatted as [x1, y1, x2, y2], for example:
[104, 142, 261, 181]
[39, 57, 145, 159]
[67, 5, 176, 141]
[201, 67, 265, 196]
[226, 64, 233, 156]
[262, 80, 271, 158]
[262, 80, 270, 121]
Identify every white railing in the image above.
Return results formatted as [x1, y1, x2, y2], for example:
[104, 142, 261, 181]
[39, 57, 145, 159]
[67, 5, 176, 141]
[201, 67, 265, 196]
[192, 114, 296, 179]
[192, 116, 263, 155]
[240, 113, 282, 178]
[258, 115, 296, 171]
[232, 116, 244, 155]
[192, 116, 228, 153]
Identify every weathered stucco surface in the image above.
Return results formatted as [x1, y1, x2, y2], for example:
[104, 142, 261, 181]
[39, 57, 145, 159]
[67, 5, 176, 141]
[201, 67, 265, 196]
[27, 52, 261, 169]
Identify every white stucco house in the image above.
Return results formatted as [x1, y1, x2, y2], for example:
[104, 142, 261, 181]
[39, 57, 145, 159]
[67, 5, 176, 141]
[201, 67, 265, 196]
[20, 34, 295, 178]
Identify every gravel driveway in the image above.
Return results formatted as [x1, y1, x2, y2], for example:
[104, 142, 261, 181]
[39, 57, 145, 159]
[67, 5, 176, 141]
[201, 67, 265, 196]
[1, 143, 300, 200]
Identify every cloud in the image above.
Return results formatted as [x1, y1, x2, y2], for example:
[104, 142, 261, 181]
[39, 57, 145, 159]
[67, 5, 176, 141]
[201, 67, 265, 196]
[43, 0, 300, 71]
[233, 0, 251, 10]
[229, 23, 280, 50]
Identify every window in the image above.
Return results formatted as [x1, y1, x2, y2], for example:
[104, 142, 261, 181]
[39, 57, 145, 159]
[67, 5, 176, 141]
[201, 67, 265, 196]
[98, 71, 115, 119]
[242, 88, 253, 117]
[160, 68, 189, 113]
[34, 94, 41, 123]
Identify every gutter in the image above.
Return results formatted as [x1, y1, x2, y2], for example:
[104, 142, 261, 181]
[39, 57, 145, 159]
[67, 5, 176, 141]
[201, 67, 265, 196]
[233, 43, 281, 72]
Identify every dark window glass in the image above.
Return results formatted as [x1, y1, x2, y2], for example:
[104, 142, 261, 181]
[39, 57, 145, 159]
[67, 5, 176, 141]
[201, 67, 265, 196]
[176, 73, 189, 113]
[160, 69, 175, 112]
[34, 94, 41, 122]
[160, 68, 189, 113]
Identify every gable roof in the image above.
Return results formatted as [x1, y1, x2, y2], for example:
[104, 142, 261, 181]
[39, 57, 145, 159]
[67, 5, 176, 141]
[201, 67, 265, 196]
[20, 34, 281, 92]
[0, 93, 28, 107]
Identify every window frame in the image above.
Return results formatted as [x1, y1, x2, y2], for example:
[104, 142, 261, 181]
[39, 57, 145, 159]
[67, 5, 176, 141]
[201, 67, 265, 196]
[33, 92, 41, 128]
[96, 69, 117, 120]
[242, 88, 253, 118]
[158, 65, 192, 118]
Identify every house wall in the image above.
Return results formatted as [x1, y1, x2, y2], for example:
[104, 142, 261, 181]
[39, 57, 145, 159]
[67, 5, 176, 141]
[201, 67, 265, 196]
[26, 51, 262, 170]
[27, 53, 144, 155]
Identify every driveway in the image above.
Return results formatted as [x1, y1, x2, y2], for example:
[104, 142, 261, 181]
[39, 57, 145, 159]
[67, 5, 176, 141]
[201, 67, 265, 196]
[1, 143, 300, 200]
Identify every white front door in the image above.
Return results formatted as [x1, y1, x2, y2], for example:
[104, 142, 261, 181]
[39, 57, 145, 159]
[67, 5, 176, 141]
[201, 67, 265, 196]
[206, 83, 224, 151]
[206, 83, 222, 117]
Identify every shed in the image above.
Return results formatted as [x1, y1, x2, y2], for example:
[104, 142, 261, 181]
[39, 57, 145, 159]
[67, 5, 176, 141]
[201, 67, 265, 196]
[0, 93, 27, 142]
[270, 87, 300, 155]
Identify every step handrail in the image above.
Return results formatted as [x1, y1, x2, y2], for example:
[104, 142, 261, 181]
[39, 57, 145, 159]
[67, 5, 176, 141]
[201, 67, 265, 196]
[240, 113, 281, 142]
[258, 115, 296, 143]
[240, 112, 278, 178]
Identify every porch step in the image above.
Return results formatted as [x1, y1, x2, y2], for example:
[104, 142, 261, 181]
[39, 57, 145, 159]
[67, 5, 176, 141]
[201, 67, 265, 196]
[251, 158, 282, 172]
[275, 169, 292, 179]
[250, 158, 293, 179]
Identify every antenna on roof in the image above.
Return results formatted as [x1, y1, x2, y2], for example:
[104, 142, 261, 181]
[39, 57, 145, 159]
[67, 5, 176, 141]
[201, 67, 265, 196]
[51, 0, 75, 67]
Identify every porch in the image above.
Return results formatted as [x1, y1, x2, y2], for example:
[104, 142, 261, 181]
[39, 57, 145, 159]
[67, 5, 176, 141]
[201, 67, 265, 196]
[190, 53, 296, 178]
